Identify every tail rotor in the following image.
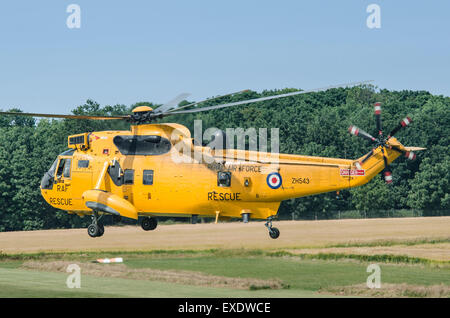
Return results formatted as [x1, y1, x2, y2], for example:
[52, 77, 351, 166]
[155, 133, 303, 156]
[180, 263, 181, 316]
[374, 102, 383, 137]
[348, 102, 418, 184]
[388, 117, 413, 139]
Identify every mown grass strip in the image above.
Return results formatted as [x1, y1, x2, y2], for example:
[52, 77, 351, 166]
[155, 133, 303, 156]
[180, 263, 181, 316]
[0, 248, 270, 261]
[1, 248, 449, 267]
[0, 249, 215, 261]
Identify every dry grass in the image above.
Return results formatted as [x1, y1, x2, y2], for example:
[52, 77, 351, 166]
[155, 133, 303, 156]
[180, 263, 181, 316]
[21, 260, 286, 291]
[320, 283, 450, 298]
[1, 217, 449, 256]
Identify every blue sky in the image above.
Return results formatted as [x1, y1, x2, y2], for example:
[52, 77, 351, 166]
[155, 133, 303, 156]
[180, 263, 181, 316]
[0, 1, 449, 114]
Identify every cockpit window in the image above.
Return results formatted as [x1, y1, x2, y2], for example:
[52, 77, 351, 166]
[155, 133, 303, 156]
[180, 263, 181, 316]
[55, 158, 72, 178]
[40, 149, 74, 190]
[63, 159, 72, 178]
[48, 159, 58, 178]
[40, 159, 57, 190]
[56, 159, 66, 177]
[113, 135, 171, 156]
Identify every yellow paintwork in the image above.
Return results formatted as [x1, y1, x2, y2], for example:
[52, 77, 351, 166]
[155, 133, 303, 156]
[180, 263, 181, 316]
[132, 106, 153, 113]
[82, 189, 138, 220]
[40, 123, 404, 221]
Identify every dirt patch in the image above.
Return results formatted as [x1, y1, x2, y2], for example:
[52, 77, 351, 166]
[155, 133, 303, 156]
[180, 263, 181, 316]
[21, 260, 286, 291]
[319, 283, 450, 298]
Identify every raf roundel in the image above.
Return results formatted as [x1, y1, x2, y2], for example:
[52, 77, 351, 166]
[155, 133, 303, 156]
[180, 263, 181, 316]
[266, 172, 282, 189]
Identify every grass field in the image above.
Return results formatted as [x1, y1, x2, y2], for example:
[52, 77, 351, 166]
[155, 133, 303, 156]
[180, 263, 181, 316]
[0, 217, 449, 298]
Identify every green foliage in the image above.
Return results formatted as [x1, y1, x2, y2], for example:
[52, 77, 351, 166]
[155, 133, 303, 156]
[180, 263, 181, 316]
[0, 86, 448, 231]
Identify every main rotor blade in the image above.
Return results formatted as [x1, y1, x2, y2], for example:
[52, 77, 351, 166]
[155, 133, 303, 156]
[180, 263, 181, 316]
[153, 93, 191, 114]
[163, 81, 373, 116]
[165, 89, 250, 113]
[0, 111, 128, 120]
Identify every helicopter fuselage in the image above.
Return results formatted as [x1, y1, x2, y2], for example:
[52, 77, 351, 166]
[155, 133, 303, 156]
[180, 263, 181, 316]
[40, 123, 402, 222]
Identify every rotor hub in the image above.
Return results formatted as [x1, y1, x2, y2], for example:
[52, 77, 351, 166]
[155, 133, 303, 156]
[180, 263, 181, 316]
[132, 106, 153, 113]
[130, 106, 158, 124]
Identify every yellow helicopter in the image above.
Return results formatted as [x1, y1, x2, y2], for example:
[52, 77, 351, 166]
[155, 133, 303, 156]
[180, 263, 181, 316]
[0, 82, 425, 239]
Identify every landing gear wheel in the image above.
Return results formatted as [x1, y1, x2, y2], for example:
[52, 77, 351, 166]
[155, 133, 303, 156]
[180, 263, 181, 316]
[141, 217, 158, 231]
[97, 223, 105, 237]
[264, 217, 280, 239]
[269, 227, 280, 239]
[88, 224, 99, 238]
[87, 210, 105, 238]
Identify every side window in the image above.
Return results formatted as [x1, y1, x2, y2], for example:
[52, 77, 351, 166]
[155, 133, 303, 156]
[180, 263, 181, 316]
[217, 171, 231, 187]
[56, 159, 66, 178]
[108, 160, 123, 186]
[123, 169, 134, 185]
[143, 170, 154, 185]
[113, 135, 172, 155]
[78, 160, 89, 168]
[63, 159, 72, 178]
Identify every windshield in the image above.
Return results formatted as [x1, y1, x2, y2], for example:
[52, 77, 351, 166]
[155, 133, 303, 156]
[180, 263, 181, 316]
[48, 158, 58, 178]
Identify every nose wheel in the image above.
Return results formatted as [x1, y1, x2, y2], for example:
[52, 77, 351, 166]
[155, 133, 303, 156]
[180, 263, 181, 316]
[87, 211, 105, 238]
[265, 217, 280, 239]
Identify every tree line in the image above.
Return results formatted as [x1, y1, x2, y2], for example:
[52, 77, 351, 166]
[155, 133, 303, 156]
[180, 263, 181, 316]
[0, 85, 448, 231]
